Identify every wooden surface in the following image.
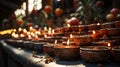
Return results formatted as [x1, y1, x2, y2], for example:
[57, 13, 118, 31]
[0, 40, 120, 67]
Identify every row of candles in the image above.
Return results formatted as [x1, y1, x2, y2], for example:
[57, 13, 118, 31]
[11, 26, 112, 48]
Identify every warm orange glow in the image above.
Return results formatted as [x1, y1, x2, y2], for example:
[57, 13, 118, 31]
[0, 29, 15, 35]
[55, 40, 57, 44]
[28, 35, 32, 39]
[29, 26, 33, 30]
[92, 30, 96, 34]
[52, 29, 55, 34]
[70, 34, 73, 38]
[67, 24, 70, 27]
[18, 28, 22, 32]
[35, 31, 41, 35]
[67, 39, 70, 45]
[44, 27, 47, 31]
[13, 34, 19, 38]
[48, 30, 51, 34]
[97, 23, 100, 25]
[35, 35, 38, 38]
[31, 32, 35, 36]
[23, 29, 27, 33]
[20, 34, 25, 37]
[44, 34, 47, 38]
[107, 43, 111, 47]
[48, 27, 52, 31]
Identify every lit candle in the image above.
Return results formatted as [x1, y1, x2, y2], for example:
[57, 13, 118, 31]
[65, 40, 70, 48]
[44, 34, 47, 38]
[70, 34, 73, 38]
[52, 29, 55, 34]
[20, 34, 25, 38]
[13, 34, 19, 39]
[107, 42, 111, 49]
[92, 30, 99, 39]
[67, 24, 70, 27]
[55, 40, 57, 44]
[67, 39, 70, 45]
[44, 27, 47, 31]
[97, 23, 100, 25]
[23, 29, 27, 35]
[18, 28, 22, 32]
[92, 30, 96, 34]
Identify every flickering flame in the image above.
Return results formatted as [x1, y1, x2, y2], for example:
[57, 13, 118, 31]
[28, 35, 32, 39]
[35, 35, 38, 38]
[70, 34, 73, 38]
[44, 34, 47, 38]
[13, 29, 16, 32]
[67, 39, 70, 45]
[23, 29, 27, 33]
[29, 26, 33, 30]
[31, 32, 35, 37]
[13, 34, 19, 38]
[92, 30, 96, 34]
[108, 43, 111, 47]
[48, 27, 52, 31]
[18, 28, 22, 32]
[52, 29, 55, 34]
[44, 27, 47, 31]
[20, 34, 25, 37]
[55, 40, 57, 44]
[11, 32, 15, 37]
[97, 23, 100, 25]
[67, 24, 70, 27]
[48, 30, 51, 34]
[27, 32, 30, 35]
[35, 31, 41, 35]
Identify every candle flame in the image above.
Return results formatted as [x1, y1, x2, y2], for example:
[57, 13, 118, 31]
[13, 29, 16, 32]
[55, 40, 57, 44]
[35, 35, 38, 38]
[11, 32, 15, 37]
[31, 32, 35, 37]
[48, 30, 51, 34]
[27, 32, 30, 35]
[67, 39, 70, 45]
[28, 35, 32, 39]
[44, 34, 47, 38]
[48, 27, 52, 31]
[97, 23, 100, 25]
[20, 34, 25, 37]
[92, 30, 96, 34]
[29, 26, 33, 30]
[108, 43, 111, 47]
[44, 27, 47, 31]
[35, 31, 41, 35]
[23, 29, 27, 33]
[18, 28, 22, 32]
[70, 34, 73, 38]
[67, 24, 70, 27]
[13, 34, 19, 38]
[52, 29, 55, 34]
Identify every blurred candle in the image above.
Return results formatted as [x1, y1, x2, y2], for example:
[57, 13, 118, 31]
[67, 24, 70, 27]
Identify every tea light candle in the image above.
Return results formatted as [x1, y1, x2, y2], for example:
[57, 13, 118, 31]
[92, 30, 99, 40]
[62, 39, 75, 46]
[107, 42, 111, 49]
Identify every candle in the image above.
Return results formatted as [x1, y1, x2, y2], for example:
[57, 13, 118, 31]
[70, 34, 73, 38]
[97, 23, 100, 25]
[107, 42, 111, 49]
[92, 30, 99, 40]
[13, 34, 19, 39]
[44, 27, 47, 31]
[67, 24, 70, 27]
